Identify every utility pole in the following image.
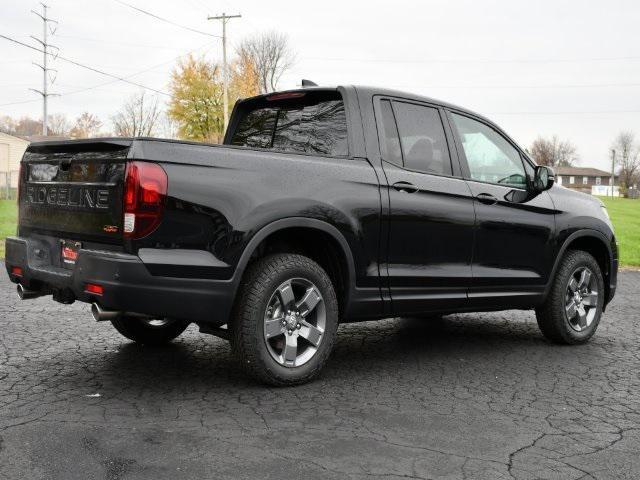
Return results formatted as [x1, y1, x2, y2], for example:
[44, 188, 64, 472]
[610, 149, 616, 198]
[30, 3, 58, 136]
[208, 12, 241, 133]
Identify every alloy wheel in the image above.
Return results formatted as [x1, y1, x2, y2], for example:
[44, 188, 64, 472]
[263, 278, 326, 367]
[564, 266, 599, 332]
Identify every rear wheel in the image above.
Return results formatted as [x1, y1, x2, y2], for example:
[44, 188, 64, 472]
[110, 316, 189, 345]
[231, 253, 339, 386]
[535, 250, 604, 344]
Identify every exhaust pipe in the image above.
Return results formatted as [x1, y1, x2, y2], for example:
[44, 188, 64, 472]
[91, 303, 121, 322]
[17, 284, 48, 300]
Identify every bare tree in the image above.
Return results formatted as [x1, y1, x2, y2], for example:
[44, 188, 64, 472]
[236, 31, 295, 94]
[159, 112, 179, 140]
[0, 116, 16, 135]
[112, 92, 161, 137]
[6, 117, 43, 136]
[69, 112, 103, 138]
[48, 113, 71, 137]
[530, 136, 578, 167]
[612, 131, 640, 192]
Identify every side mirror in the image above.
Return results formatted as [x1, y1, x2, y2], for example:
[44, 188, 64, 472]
[533, 165, 555, 192]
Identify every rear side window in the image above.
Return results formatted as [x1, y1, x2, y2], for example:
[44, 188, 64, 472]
[378, 100, 403, 165]
[392, 102, 452, 175]
[230, 91, 348, 157]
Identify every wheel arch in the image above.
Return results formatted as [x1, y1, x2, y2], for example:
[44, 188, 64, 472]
[545, 230, 614, 306]
[230, 218, 357, 316]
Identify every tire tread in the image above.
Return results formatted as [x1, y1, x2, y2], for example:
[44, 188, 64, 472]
[535, 249, 603, 345]
[231, 253, 338, 386]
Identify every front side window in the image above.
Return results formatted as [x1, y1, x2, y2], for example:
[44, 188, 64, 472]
[570, 176, 575, 184]
[451, 113, 527, 189]
[596, 177, 601, 185]
[392, 102, 452, 175]
[230, 91, 348, 157]
[583, 176, 588, 185]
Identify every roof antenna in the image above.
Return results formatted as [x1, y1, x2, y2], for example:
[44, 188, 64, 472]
[301, 79, 318, 87]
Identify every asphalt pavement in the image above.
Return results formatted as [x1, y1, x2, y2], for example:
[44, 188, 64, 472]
[1, 272, 639, 480]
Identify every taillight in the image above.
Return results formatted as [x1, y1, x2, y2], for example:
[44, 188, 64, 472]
[17, 162, 23, 224]
[123, 161, 167, 239]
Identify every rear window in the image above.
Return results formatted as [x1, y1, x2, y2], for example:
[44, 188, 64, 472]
[229, 91, 348, 157]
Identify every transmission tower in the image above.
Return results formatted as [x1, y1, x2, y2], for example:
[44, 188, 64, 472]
[30, 3, 58, 136]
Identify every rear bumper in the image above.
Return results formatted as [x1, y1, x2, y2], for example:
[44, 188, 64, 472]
[4, 236, 234, 325]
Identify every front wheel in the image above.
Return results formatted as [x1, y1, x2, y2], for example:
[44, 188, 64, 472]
[536, 250, 605, 344]
[231, 254, 339, 386]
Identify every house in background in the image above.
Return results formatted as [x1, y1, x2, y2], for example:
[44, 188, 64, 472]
[554, 166, 619, 196]
[0, 132, 30, 195]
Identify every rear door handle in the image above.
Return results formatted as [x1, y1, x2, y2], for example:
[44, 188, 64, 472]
[476, 193, 498, 205]
[392, 181, 419, 194]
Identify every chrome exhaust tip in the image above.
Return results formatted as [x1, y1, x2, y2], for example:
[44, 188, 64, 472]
[17, 284, 46, 300]
[91, 303, 121, 322]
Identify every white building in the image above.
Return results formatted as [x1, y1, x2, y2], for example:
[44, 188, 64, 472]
[0, 132, 29, 192]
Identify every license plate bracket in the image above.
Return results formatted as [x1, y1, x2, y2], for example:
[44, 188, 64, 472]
[60, 240, 81, 268]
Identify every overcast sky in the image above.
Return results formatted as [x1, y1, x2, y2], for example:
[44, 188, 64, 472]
[2, 0, 639, 170]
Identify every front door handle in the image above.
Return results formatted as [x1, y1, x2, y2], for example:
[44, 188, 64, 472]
[392, 181, 419, 194]
[476, 192, 498, 205]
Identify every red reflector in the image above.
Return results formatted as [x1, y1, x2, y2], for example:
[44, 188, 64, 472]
[266, 92, 306, 101]
[85, 283, 104, 295]
[11, 266, 23, 277]
[61, 246, 79, 261]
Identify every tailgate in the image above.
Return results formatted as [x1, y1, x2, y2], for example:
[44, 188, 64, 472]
[19, 139, 132, 243]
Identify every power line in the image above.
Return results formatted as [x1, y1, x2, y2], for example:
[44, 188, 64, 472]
[0, 41, 212, 107]
[303, 55, 640, 65]
[0, 33, 170, 96]
[55, 34, 191, 50]
[490, 109, 640, 115]
[0, 98, 42, 107]
[392, 82, 640, 90]
[57, 41, 212, 97]
[112, 0, 220, 38]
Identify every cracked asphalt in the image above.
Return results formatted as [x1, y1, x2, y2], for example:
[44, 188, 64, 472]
[1, 272, 639, 480]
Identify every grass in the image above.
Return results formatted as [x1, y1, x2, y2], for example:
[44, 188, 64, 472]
[0, 200, 18, 260]
[600, 197, 640, 267]
[0, 197, 638, 266]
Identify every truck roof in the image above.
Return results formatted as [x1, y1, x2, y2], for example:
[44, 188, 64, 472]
[237, 84, 498, 128]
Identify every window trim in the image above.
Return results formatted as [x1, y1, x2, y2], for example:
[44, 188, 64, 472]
[445, 108, 532, 191]
[373, 95, 460, 179]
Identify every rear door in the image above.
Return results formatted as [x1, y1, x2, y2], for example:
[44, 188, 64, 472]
[375, 98, 475, 315]
[19, 140, 131, 244]
[446, 111, 556, 307]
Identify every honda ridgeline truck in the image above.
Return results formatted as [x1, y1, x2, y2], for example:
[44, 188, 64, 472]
[5, 86, 618, 385]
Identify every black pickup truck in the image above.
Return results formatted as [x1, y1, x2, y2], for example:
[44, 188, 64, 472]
[5, 86, 617, 385]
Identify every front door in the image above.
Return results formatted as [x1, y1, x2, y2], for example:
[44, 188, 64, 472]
[447, 111, 556, 308]
[376, 99, 476, 315]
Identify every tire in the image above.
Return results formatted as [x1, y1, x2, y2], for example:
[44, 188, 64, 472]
[535, 250, 605, 344]
[110, 316, 189, 345]
[230, 253, 339, 386]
